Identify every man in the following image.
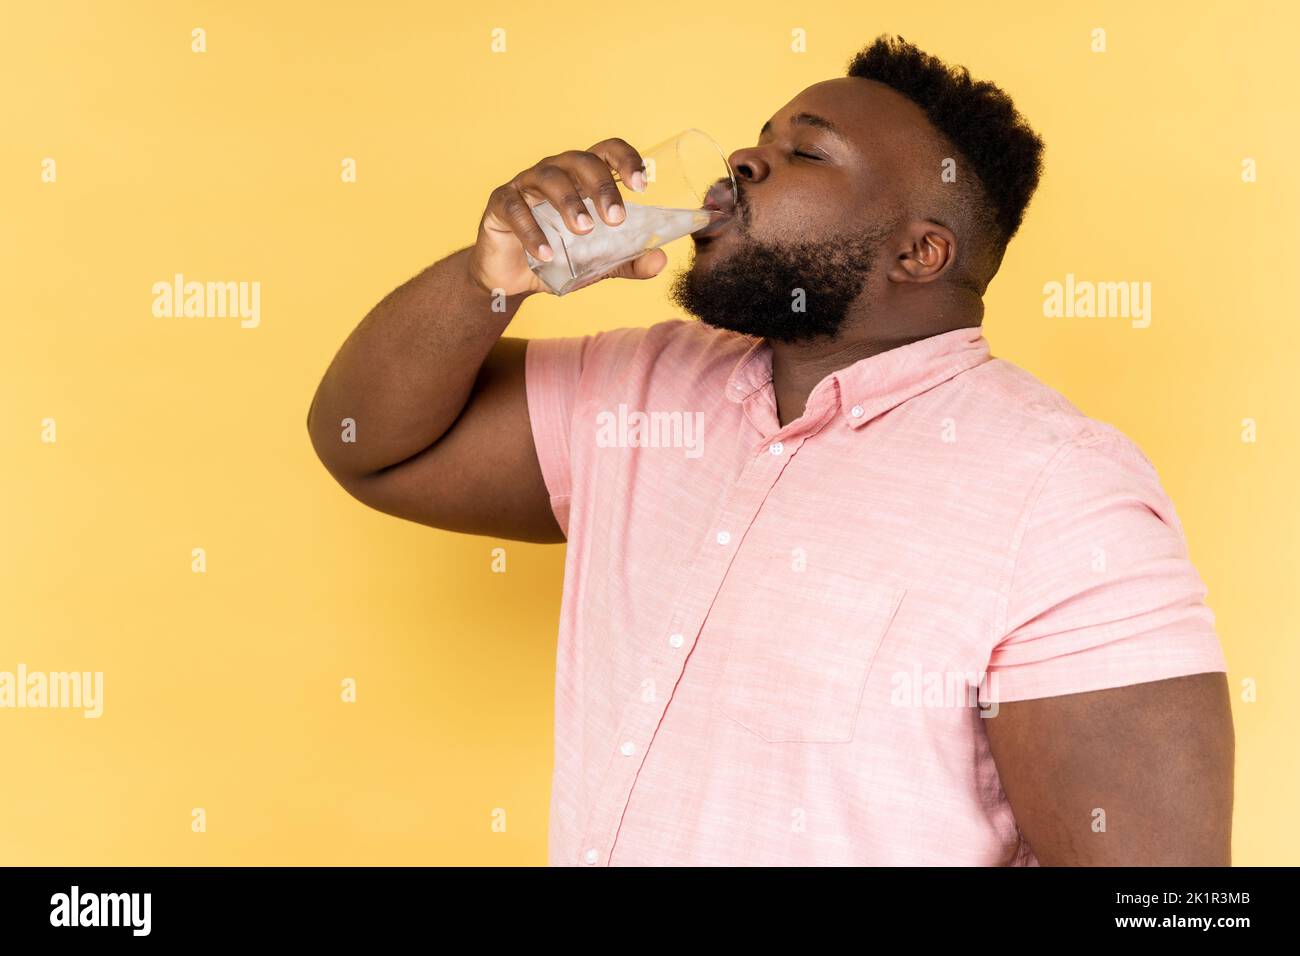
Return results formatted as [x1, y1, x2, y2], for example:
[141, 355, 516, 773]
[308, 35, 1234, 866]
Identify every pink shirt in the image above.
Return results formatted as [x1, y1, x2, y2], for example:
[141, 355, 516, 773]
[524, 319, 1228, 866]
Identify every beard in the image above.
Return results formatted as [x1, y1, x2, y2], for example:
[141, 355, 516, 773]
[668, 218, 890, 344]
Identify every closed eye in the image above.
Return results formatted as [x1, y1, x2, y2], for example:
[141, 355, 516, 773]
[794, 150, 823, 160]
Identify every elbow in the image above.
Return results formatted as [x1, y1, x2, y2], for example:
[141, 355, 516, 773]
[306, 398, 349, 484]
[306, 401, 385, 498]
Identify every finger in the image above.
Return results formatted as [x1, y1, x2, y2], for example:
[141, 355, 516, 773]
[561, 150, 627, 227]
[513, 162, 593, 235]
[605, 248, 668, 281]
[486, 183, 553, 260]
[586, 137, 648, 195]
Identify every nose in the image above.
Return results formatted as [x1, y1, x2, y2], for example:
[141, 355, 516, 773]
[726, 145, 769, 187]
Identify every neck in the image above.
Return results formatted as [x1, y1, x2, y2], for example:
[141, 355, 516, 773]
[768, 297, 983, 427]
[769, 338, 885, 427]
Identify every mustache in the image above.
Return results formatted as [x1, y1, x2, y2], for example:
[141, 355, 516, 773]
[732, 184, 749, 226]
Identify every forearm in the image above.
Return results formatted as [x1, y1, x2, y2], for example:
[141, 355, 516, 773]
[307, 245, 534, 479]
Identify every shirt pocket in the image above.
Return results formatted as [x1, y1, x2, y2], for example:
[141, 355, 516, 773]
[716, 560, 906, 744]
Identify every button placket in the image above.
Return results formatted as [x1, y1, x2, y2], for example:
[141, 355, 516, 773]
[577, 410, 809, 864]
[582, 608, 706, 864]
[576, 674, 674, 865]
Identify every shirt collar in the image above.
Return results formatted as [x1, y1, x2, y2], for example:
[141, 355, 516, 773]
[724, 325, 992, 428]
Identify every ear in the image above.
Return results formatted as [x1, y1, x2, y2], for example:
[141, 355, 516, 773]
[885, 221, 956, 284]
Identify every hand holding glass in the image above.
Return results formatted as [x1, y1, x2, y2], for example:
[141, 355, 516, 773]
[524, 129, 737, 295]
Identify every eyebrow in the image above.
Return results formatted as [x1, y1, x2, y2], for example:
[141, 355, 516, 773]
[758, 112, 850, 145]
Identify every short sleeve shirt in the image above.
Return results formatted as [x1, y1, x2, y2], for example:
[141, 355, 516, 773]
[524, 318, 1228, 866]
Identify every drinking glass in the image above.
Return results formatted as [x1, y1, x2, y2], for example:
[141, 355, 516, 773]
[524, 128, 736, 295]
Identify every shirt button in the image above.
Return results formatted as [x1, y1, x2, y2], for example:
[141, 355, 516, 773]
[850, 404, 865, 418]
[769, 441, 784, 456]
[583, 848, 599, 865]
[620, 740, 637, 756]
[669, 632, 685, 648]
[716, 531, 731, 545]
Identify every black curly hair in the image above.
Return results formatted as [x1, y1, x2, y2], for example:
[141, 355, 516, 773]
[847, 35, 1044, 277]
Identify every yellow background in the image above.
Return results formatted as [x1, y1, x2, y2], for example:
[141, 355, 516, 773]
[2, 0, 1296, 865]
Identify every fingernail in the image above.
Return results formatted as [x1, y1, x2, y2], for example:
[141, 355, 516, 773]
[538, 244, 553, 261]
[577, 213, 594, 230]
[632, 170, 648, 192]
[608, 204, 625, 223]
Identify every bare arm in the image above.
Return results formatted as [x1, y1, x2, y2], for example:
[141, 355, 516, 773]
[306, 139, 664, 542]
[306, 247, 562, 540]
[983, 672, 1235, 865]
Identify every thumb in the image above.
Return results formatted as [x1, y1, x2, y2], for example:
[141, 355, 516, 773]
[605, 247, 668, 282]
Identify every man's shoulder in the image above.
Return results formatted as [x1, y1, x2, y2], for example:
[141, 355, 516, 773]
[576, 317, 755, 391]
[953, 355, 1159, 476]
[601, 316, 752, 357]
